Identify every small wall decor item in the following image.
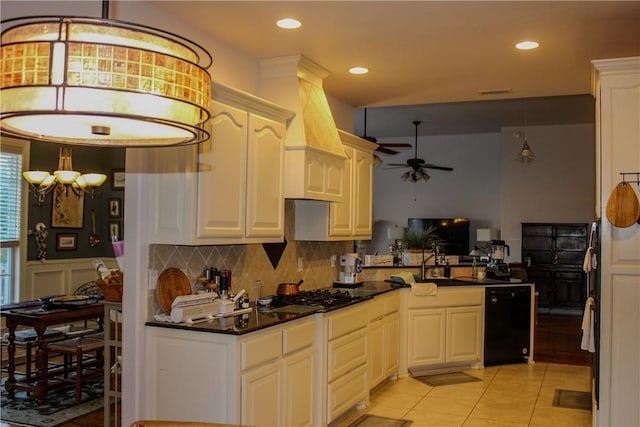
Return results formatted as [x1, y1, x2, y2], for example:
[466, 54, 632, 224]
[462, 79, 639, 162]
[111, 169, 125, 190]
[109, 222, 121, 241]
[56, 233, 77, 251]
[51, 183, 84, 228]
[33, 222, 48, 260]
[109, 198, 122, 218]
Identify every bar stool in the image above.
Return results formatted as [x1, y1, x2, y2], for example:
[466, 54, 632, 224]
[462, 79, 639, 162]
[47, 332, 104, 403]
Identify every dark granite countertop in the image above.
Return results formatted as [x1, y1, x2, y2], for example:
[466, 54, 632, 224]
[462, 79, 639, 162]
[146, 279, 532, 335]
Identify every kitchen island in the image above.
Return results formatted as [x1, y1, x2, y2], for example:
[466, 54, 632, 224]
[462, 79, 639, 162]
[145, 278, 534, 426]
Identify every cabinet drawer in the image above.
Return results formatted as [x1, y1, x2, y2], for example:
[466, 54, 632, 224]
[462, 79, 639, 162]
[407, 288, 483, 309]
[241, 329, 281, 370]
[327, 364, 367, 423]
[327, 328, 367, 382]
[368, 298, 385, 321]
[554, 271, 583, 280]
[282, 317, 315, 355]
[326, 304, 368, 340]
[384, 293, 400, 314]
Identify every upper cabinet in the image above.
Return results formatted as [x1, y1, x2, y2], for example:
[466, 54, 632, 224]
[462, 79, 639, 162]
[147, 82, 294, 245]
[294, 131, 377, 241]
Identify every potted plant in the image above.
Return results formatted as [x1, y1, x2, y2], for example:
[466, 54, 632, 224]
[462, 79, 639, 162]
[403, 225, 443, 250]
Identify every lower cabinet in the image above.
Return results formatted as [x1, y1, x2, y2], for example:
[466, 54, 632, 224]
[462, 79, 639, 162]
[368, 293, 400, 389]
[528, 267, 587, 310]
[320, 303, 369, 425]
[146, 316, 316, 426]
[406, 288, 483, 370]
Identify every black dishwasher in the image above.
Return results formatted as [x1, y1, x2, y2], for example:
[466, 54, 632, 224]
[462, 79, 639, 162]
[484, 286, 531, 366]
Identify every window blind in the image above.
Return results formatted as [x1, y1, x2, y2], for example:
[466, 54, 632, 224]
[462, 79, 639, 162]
[0, 150, 22, 246]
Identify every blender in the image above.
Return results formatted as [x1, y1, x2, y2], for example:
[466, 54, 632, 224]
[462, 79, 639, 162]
[485, 240, 511, 279]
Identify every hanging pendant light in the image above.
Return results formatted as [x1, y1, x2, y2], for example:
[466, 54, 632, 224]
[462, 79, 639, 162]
[23, 145, 107, 205]
[0, 1, 212, 147]
[518, 105, 535, 163]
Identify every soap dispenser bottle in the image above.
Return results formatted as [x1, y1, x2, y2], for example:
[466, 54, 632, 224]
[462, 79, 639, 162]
[444, 260, 451, 278]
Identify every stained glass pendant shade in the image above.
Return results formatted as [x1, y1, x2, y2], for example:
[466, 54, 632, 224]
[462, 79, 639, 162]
[1, 11, 212, 147]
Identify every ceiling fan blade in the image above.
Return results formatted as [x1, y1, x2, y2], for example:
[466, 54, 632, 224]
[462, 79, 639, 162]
[377, 143, 412, 148]
[375, 146, 399, 155]
[423, 164, 454, 171]
[387, 163, 410, 166]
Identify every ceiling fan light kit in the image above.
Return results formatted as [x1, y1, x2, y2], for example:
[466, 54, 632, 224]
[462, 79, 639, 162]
[387, 120, 453, 183]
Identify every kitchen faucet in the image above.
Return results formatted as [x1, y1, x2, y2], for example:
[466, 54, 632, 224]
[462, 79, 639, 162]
[420, 244, 437, 281]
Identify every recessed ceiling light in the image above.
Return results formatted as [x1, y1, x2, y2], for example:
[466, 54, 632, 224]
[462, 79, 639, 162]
[516, 40, 539, 50]
[276, 18, 302, 29]
[349, 67, 369, 75]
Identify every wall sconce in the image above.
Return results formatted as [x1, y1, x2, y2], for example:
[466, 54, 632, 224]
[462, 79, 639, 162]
[23, 146, 106, 205]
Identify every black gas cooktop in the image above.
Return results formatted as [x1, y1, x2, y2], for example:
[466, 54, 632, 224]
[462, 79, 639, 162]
[270, 289, 366, 310]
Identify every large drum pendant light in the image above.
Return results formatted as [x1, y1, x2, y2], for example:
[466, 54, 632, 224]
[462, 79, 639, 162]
[0, 1, 212, 147]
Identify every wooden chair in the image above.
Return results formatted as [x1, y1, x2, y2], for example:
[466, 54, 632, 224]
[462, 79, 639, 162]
[47, 332, 104, 403]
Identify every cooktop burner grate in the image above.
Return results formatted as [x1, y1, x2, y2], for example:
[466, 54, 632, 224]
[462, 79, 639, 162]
[271, 289, 358, 308]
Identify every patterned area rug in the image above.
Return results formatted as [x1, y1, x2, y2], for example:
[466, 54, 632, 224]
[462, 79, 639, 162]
[412, 371, 482, 387]
[348, 414, 413, 427]
[553, 389, 592, 410]
[0, 378, 104, 427]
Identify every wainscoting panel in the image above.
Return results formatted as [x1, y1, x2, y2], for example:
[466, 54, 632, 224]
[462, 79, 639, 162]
[24, 258, 118, 301]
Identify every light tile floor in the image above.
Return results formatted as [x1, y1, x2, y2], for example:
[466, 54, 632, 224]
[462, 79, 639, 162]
[333, 363, 592, 427]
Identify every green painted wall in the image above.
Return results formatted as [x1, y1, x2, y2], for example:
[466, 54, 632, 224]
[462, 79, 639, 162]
[26, 142, 125, 261]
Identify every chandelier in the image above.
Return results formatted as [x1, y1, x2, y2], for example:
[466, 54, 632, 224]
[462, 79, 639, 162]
[23, 145, 107, 205]
[0, 1, 212, 147]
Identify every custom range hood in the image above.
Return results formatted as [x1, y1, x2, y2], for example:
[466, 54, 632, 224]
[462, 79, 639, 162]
[259, 55, 347, 202]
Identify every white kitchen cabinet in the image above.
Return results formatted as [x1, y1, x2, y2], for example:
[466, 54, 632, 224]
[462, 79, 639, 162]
[591, 56, 640, 426]
[242, 361, 281, 426]
[294, 131, 377, 241]
[147, 82, 293, 245]
[318, 303, 368, 425]
[407, 307, 446, 366]
[445, 306, 483, 363]
[145, 316, 316, 426]
[405, 288, 483, 370]
[368, 293, 400, 389]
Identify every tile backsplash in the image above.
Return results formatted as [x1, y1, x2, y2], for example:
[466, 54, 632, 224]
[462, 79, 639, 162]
[149, 200, 352, 315]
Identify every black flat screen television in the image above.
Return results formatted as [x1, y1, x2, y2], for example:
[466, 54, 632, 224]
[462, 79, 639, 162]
[407, 218, 470, 256]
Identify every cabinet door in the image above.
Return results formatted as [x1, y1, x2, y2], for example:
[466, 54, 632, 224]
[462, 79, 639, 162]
[198, 100, 248, 238]
[445, 306, 482, 363]
[330, 145, 353, 236]
[385, 311, 400, 377]
[283, 347, 315, 427]
[407, 308, 446, 367]
[553, 270, 587, 308]
[352, 148, 373, 238]
[241, 362, 281, 427]
[245, 113, 285, 239]
[368, 317, 385, 389]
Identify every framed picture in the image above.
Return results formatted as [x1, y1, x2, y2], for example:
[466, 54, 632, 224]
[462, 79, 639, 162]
[51, 183, 84, 228]
[109, 222, 121, 241]
[109, 198, 122, 218]
[111, 169, 125, 190]
[56, 233, 77, 251]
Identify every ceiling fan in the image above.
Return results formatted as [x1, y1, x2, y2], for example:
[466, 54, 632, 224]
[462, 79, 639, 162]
[387, 120, 453, 182]
[360, 108, 411, 155]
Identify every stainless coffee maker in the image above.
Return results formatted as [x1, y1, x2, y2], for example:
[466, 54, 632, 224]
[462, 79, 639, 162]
[485, 240, 511, 279]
